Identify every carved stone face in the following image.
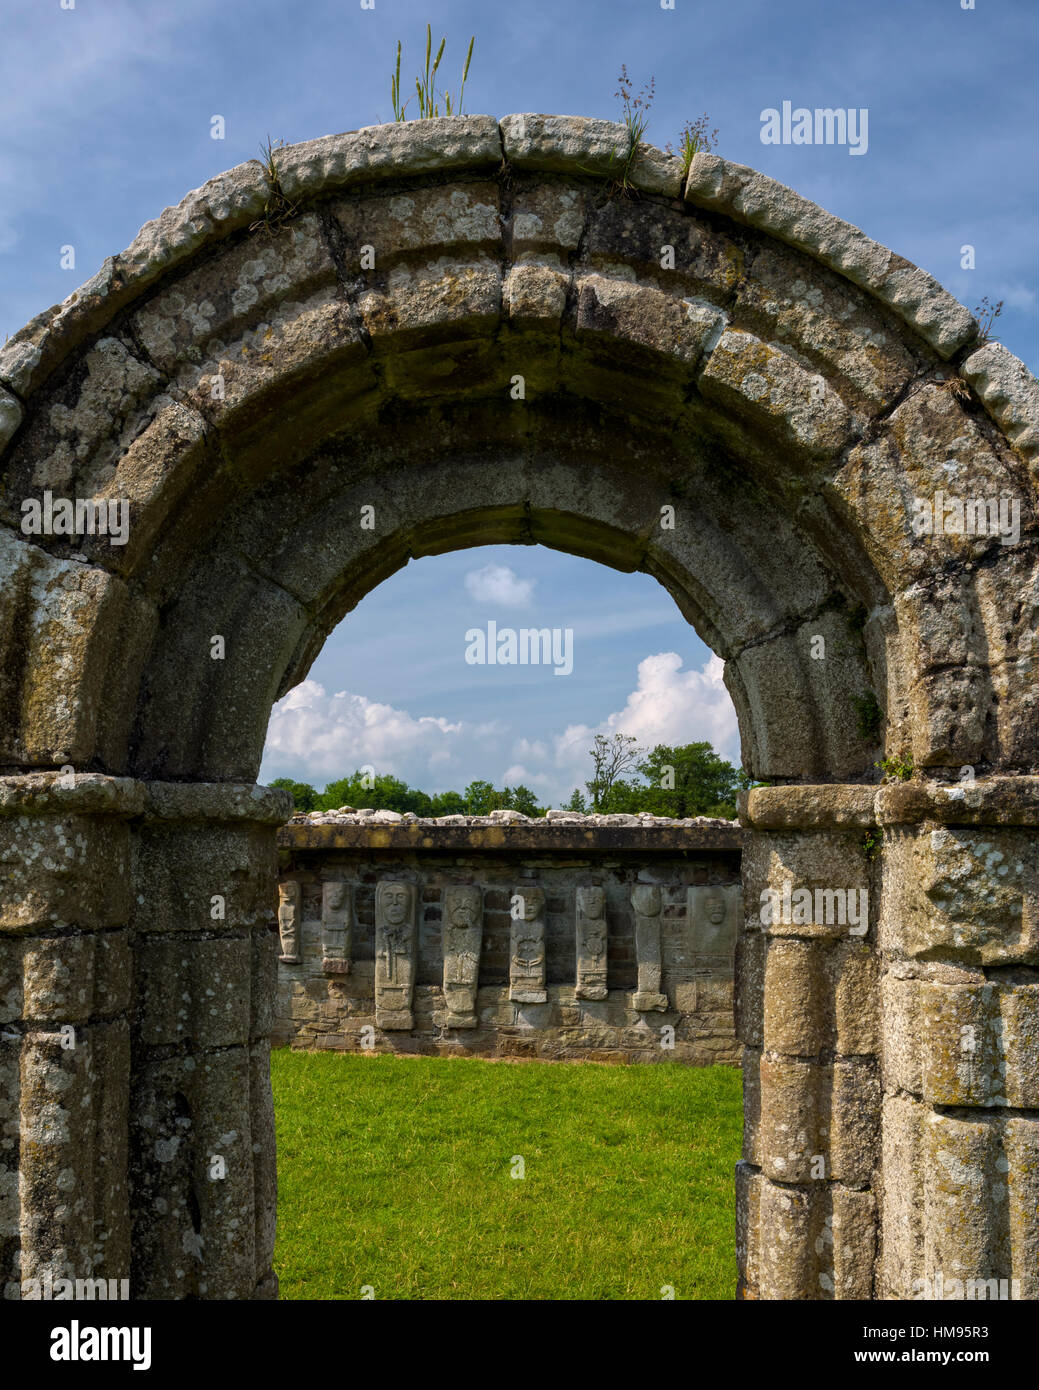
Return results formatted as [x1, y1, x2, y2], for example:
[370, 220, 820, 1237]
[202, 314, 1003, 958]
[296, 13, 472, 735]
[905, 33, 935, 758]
[632, 884, 661, 916]
[448, 888, 480, 929]
[577, 886, 605, 918]
[378, 882, 411, 925]
[518, 888, 544, 922]
[705, 894, 726, 925]
[324, 882, 349, 912]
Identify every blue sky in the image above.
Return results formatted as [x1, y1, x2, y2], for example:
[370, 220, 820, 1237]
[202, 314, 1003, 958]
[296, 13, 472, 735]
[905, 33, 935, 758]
[4, 0, 1036, 804]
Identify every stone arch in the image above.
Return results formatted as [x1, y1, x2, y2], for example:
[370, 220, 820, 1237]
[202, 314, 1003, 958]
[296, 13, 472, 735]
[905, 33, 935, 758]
[2, 114, 1037, 1300]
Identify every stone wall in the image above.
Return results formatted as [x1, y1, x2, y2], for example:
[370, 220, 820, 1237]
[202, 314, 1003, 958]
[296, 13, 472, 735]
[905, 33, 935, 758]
[274, 811, 744, 1065]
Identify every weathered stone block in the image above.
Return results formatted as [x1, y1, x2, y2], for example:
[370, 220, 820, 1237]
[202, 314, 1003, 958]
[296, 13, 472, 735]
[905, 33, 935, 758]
[880, 823, 1039, 965]
[135, 935, 252, 1048]
[832, 383, 1027, 589]
[500, 114, 683, 196]
[829, 1186, 877, 1300]
[830, 1060, 880, 1183]
[0, 531, 141, 766]
[18, 1018, 130, 1284]
[832, 939, 878, 1056]
[0, 815, 133, 932]
[131, 822, 279, 935]
[21, 930, 130, 1023]
[575, 274, 723, 371]
[763, 938, 827, 1055]
[331, 181, 501, 264]
[129, 1044, 258, 1299]
[913, 978, 1039, 1109]
[699, 328, 856, 462]
[503, 263, 569, 327]
[757, 1057, 824, 1182]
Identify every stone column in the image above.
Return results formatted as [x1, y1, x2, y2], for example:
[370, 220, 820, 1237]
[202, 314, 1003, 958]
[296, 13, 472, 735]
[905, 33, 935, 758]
[321, 881, 351, 974]
[631, 884, 668, 1012]
[374, 881, 417, 1030]
[0, 772, 143, 1302]
[575, 885, 608, 1000]
[876, 778, 1039, 1302]
[0, 774, 289, 1303]
[509, 886, 546, 1003]
[737, 786, 879, 1300]
[442, 885, 483, 1028]
[128, 781, 290, 1300]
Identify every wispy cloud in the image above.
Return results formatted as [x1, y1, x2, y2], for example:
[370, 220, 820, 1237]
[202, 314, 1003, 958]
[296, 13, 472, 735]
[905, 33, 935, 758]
[464, 563, 534, 607]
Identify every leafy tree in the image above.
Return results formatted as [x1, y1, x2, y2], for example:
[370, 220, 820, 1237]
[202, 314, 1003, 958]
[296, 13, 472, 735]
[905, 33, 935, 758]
[636, 742, 740, 818]
[430, 790, 466, 816]
[563, 788, 588, 812]
[463, 779, 500, 815]
[269, 777, 319, 811]
[598, 777, 643, 813]
[585, 733, 642, 811]
[316, 772, 418, 813]
[509, 784, 542, 817]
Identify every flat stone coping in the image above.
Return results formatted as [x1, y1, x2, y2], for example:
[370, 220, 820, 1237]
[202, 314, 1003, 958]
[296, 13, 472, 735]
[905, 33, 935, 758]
[279, 811, 744, 852]
[0, 774, 293, 823]
[742, 778, 1039, 829]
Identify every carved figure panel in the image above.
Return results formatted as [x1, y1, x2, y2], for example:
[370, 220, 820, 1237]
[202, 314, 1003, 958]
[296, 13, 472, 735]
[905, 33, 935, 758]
[631, 882, 668, 1012]
[375, 880, 417, 1030]
[277, 880, 302, 963]
[687, 884, 741, 960]
[321, 880, 352, 974]
[509, 885, 547, 1003]
[442, 884, 483, 1028]
[575, 884, 608, 1000]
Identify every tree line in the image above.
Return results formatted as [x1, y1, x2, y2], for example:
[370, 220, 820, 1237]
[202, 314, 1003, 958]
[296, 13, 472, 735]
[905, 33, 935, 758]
[272, 734, 745, 820]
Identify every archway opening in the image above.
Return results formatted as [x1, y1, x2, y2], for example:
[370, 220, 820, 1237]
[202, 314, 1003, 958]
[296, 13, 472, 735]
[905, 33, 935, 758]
[262, 541, 747, 1300]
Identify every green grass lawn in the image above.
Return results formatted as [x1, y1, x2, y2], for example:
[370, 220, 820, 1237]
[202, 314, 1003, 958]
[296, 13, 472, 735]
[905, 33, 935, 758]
[272, 1050, 742, 1300]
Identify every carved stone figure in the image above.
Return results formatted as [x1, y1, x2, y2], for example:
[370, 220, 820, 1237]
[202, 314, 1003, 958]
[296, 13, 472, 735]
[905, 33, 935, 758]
[688, 884, 741, 959]
[277, 880, 302, 963]
[509, 885, 547, 1003]
[442, 884, 483, 1028]
[321, 880, 352, 974]
[375, 880, 417, 1030]
[575, 884, 608, 1000]
[631, 882, 668, 1012]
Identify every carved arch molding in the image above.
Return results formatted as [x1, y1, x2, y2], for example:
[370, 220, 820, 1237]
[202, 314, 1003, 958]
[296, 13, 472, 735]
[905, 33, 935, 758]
[1, 114, 1037, 1300]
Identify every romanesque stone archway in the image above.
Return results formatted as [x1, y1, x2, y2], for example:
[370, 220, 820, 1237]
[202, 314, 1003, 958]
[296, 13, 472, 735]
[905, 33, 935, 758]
[2, 114, 1037, 1301]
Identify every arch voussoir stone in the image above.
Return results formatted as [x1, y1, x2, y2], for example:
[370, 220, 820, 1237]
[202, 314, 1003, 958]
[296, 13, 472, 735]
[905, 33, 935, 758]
[1, 114, 1037, 1303]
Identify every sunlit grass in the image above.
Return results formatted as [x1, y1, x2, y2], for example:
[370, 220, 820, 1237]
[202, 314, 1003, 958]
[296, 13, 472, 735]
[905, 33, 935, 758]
[272, 1051, 741, 1300]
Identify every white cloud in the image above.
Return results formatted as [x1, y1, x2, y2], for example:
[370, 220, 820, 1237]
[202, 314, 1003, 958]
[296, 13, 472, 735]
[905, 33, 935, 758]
[464, 563, 534, 607]
[261, 653, 741, 807]
[263, 680, 466, 783]
[548, 653, 741, 801]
